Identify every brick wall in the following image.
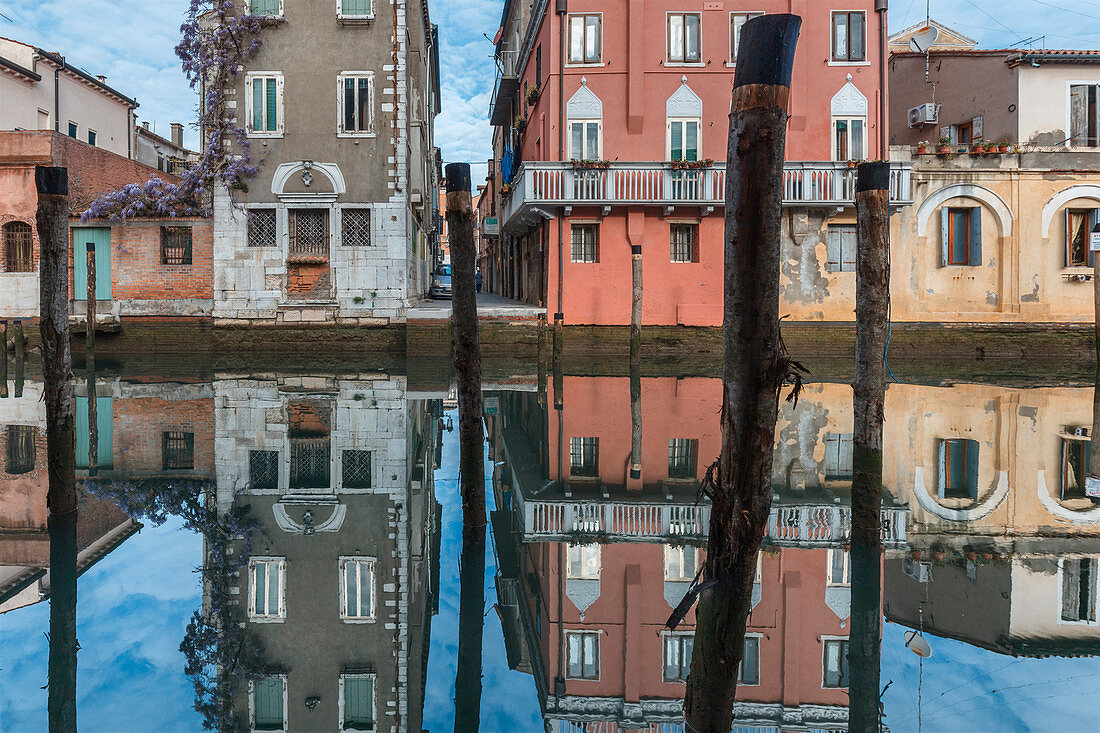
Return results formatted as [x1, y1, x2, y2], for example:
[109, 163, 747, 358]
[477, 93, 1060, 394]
[287, 262, 331, 299]
[110, 396, 215, 476]
[65, 219, 214, 301]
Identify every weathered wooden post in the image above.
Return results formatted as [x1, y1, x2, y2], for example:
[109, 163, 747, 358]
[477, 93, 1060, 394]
[682, 15, 801, 733]
[446, 162, 486, 733]
[629, 360, 642, 480]
[36, 165, 78, 733]
[630, 243, 642, 359]
[12, 319, 24, 398]
[0, 320, 7, 399]
[849, 161, 891, 733]
[86, 242, 96, 352]
[1089, 223, 1100, 504]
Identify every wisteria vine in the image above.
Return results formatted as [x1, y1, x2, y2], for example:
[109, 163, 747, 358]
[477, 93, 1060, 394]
[82, 1, 279, 221]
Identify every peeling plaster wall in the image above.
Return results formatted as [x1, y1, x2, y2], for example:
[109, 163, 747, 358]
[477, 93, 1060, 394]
[1018, 64, 1100, 147]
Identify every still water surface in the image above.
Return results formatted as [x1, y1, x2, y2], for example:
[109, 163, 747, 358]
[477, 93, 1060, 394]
[1, 357, 1098, 732]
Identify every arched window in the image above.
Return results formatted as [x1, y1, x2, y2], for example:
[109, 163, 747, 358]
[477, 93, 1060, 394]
[3, 221, 33, 272]
[5, 425, 36, 475]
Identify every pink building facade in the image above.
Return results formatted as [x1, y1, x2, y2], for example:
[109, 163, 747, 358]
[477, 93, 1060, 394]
[489, 1, 911, 326]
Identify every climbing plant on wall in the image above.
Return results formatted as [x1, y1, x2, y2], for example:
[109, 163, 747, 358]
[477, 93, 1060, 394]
[83, 1, 280, 221]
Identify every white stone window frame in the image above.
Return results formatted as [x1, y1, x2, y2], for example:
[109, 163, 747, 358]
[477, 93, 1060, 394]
[336, 205, 374, 248]
[829, 10, 871, 67]
[248, 556, 287, 623]
[339, 556, 377, 623]
[337, 71, 376, 138]
[246, 204, 280, 249]
[565, 13, 604, 67]
[666, 117, 702, 161]
[1066, 80, 1100, 149]
[660, 630, 695, 683]
[727, 11, 764, 67]
[248, 674, 288, 733]
[567, 119, 603, 161]
[87, 128, 98, 147]
[564, 628, 602, 680]
[336, 0, 374, 23]
[821, 635, 850, 689]
[665, 12, 704, 67]
[664, 544, 700, 582]
[826, 548, 851, 587]
[248, 0, 284, 19]
[566, 543, 601, 580]
[245, 72, 285, 139]
[739, 632, 763, 686]
[831, 116, 867, 162]
[668, 220, 700, 264]
[338, 673, 378, 730]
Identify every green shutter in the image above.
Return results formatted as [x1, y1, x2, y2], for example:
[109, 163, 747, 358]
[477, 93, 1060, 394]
[343, 677, 374, 729]
[686, 122, 698, 161]
[253, 678, 284, 729]
[940, 208, 949, 267]
[968, 207, 982, 267]
[265, 78, 278, 132]
[253, 78, 264, 131]
[965, 439, 980, 500]
[342, 0, 372, 16]
[251, 0, 280, 15]
[937, 439, 947, 498]
[75, 397, 113, 469]
[670, 121, 682, 161]
[72, 227, 112, 300]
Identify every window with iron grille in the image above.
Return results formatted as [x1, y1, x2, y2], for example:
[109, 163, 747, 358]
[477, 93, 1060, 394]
[569, 437, 599, 476]
[290, 437, 330, 489]
[670, 224, 697, 263]
[162, 431, 195, 470]
[5, 425, 36, 475]
[570, 223, 598, 263]
[289, 208, 329, 257]
[248, 209, 277, 248]
[342, 450, 371, 489]
[3, 221, 34, 272]
[161, 227, 193, 265]
[668, 438, 698, 478]
[249, 450, 279, 490]
[342, 208, 371, 246]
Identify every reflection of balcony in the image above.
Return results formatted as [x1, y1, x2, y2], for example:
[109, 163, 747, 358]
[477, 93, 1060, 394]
[521, 499, 907, 547]
[501, 161, 914, 232]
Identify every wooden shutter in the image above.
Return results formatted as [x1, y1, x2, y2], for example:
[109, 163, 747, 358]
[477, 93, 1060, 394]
[937, 439, 947, 498]
[965, 439, 980, 500]
[826, 228, 841, 272]
[287, 209, 297, 253]
[265, 78, 278, 132]
[841, 227, 857, 272]
[252, 78, 264, 131]
[968, 207, 982, 267]
[1066, 207, 1074, 267]
[1062, 560, 1083, 621]
[940, 207, 949, 267]
[1070, 85, 1087, 147]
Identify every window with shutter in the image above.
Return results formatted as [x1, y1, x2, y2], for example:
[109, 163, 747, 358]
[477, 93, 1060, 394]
[1061, 435, 1092, 500]
[669, 225, 698, 263]
[340, 558, 375, 621]
[739, 636, 760, 685]
[5, 425, 36, 475]
[730, 12, 764, 63]
[567, 15, 601, 64]
[341, 674, 375, 730]
[339, 74, 373, 134]
[567, 544, 601, 579]
[831, 12, 866, 62]
[250, 0, 281, 16]
[667, 13, 701, 63]
[1069, 84, 1100, 148]
[248, 75, 282, 135]
[1060, 558, 1097, 623]
[339, 0, 373, 19]
[1066, 208, 1098, 267]
[565, 631, 600, 679]
[823, 639, 850, 687]
[249, 558, 286, 620]
[252, 676, 286, 730]
[942, 207, 980, 266]
[826, 225, 857, 272]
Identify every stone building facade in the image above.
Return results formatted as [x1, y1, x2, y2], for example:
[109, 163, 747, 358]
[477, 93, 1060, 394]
[213, 0, 441, 325]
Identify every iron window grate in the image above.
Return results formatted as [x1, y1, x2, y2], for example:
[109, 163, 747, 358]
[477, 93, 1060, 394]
[161, 227, 193, 265]
[162, 431, 195, 470]
[342, 209, 371, 246]
[249, 450, 279, 490]
[342, 450, 372, 489]
[289, 209, 329, 256]
[3, 221, 34, 272]
[247, 209, 277, 248]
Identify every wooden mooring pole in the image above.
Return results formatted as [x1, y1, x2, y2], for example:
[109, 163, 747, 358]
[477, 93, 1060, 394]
[86, 242, 96, 352]
[0, 320, 7, 399]
[446, 162, 486, 733]
[12, 319, 24, 398]
[849, 161, 891, 733]
[682, 15, 801, 733]
[1088, 223, 1100, 508]
[36, 165, 78, 733]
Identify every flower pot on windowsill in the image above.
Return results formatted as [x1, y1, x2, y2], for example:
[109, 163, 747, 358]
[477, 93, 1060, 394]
[938, 145, 952, 155]
[917, 144, 928, 154]
[997, 143, 1009, 153]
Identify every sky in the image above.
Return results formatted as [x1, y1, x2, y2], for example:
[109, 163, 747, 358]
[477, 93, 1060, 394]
[2, 0, 1099, 170]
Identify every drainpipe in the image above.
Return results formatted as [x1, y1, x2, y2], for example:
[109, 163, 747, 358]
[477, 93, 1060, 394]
[53, 60, 61, 133]
[555, 0, 567, 333]
[876, 0, 888, 158]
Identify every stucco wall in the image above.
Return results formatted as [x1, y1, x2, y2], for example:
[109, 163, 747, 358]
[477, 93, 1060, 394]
[1018, 63, 1100, 147]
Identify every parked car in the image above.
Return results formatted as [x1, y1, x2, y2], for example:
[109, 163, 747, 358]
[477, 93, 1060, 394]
[430, 265, 452, 299]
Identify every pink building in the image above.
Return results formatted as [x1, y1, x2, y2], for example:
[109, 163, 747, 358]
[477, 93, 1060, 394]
[488, 1, 911, 326]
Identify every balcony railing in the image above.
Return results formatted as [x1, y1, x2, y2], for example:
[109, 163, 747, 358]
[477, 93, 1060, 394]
[500, 161, 913, 231]
[522, 499, 907, 547]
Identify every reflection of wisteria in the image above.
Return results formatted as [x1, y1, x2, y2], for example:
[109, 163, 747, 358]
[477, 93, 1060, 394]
[86, 478, 275, 731]
[82, 1, 279, 221]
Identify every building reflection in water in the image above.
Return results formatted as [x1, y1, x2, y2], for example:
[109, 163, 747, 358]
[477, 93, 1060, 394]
[3, 366, 1100, 729]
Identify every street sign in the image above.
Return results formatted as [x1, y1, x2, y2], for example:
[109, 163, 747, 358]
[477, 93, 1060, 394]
[483, 216, 500, 235]
[484, 396, 499, 416]
[1090, 231, 1100, 252]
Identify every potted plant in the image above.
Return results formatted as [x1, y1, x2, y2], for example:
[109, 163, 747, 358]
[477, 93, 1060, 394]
[500, 183, 511, 196]
[996, 139, 1010, 153]
[938, 135, 953, 155]
[514, 115, 527, 132]
[917, 140, 929, 154]
[525, 85, 540, 105]
[970, 139, 986, 155]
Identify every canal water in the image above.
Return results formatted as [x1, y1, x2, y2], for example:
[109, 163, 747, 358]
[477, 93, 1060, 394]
[1, 355, 1098, 732]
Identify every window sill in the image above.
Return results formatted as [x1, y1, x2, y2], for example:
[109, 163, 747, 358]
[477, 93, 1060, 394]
[664, 61, 705, 68]
[247, 131, 284, 139]
[337, 15, 374, 25]
[248, 616, 286, 624]
[827, 60, 871, 67]
[337, 131, 377, 139]
[565, 61, 605, 68]
[340, 617, 378, 624]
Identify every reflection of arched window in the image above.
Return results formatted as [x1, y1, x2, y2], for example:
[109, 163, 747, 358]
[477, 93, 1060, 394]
[3, 221, 34, 272]
[5, 425, 36, 474]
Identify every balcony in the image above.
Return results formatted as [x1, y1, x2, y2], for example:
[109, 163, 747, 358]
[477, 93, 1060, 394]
[521, 499, 908, 547]
[489, 49, 521, 127]
[500, 161, 914, 232]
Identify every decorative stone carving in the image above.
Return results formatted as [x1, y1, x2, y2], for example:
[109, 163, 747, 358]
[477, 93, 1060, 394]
[830, 77, 868, 117]
[666, 79, 703, 118]
[567, 79, 603, 120]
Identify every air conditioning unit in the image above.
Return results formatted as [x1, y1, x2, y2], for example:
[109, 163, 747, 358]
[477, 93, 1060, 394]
[908, 103, 938, 127]
[903, 557, 932, 583]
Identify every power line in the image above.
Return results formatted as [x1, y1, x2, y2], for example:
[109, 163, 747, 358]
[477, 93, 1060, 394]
[1025, 0, 1100, 23]
[960, 0, 1022, 37]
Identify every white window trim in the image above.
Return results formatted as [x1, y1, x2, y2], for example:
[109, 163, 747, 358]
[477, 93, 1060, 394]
[739, 632, 763, 686]
[245, 72, 285, 138]
[727, 11, 765, 66]
[336, 0, 374, 22]
[831, 116, 867, 161]
[339, 556, 377, 623]
[660, 630, 694, 683]
[338, 673, 378, 729]
[245, 204, 280, 250]
[828, 10, 870, 66]
[664, 544, 700, 582]
[248, 675, 288, 733]
[248, 0, 284, 18]
[337, 71, 376, 138]
[826, 548, 851, 587]
[666, 117, 702, 160]
[665, 12, 704, 67]
[1057, 557, 1099, 626]
[669, 221, 700, 264]
[1066, 80, 1100, 149]
[567, 118, 603, 160]
[566, 543, 602, 580]
[821, 635, 850, 689]
[87, 129, 98, 145]
[564, 629, 602, 681]
[248, 556, 287, 622]
[565, 12, 603, 66]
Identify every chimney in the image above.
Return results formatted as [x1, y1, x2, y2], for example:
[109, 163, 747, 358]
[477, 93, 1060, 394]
[96, 74, 106, 83]
[170, 123, 184, 149]
[142, 121, 150, 130]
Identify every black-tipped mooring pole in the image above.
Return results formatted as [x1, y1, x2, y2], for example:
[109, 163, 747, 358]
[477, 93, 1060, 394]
[849, 161, 891, 733]
[682, 15, 801, 733]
